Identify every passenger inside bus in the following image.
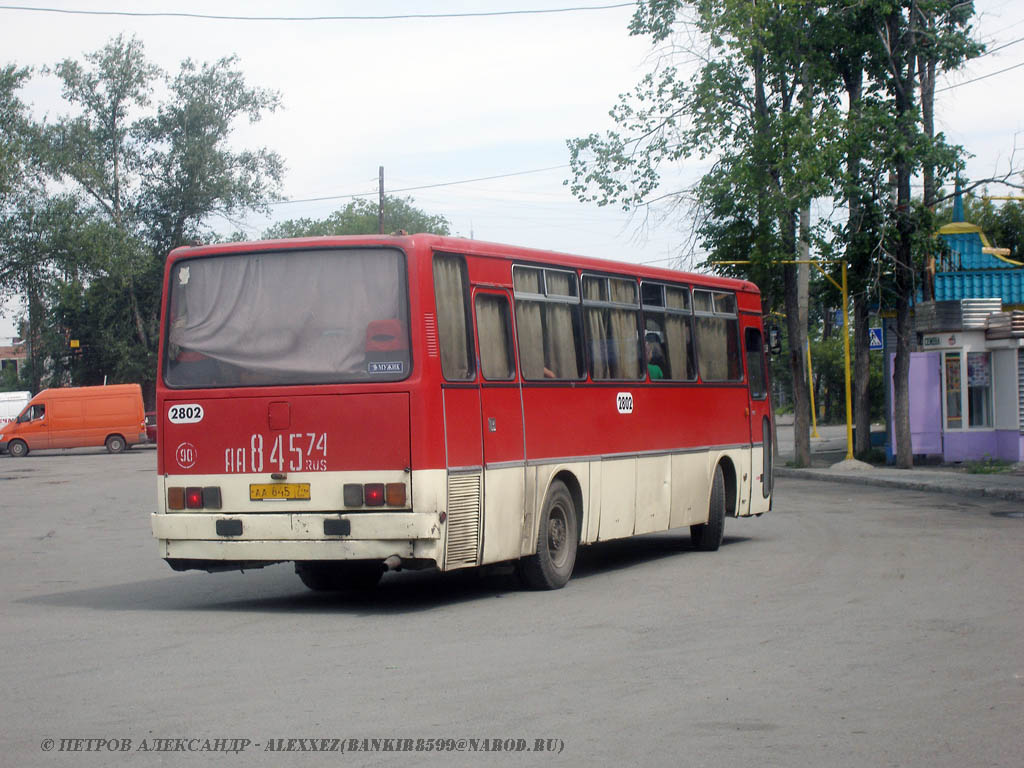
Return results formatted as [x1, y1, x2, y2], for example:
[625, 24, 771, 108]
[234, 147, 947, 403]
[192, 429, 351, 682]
[646, 339, 665, 380]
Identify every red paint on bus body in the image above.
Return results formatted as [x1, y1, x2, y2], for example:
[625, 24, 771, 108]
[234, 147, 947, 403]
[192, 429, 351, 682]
[157, 234, 769, 481]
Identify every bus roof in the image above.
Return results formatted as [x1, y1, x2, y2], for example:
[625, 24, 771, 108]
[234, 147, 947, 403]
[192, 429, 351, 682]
[166, 233, 761, 296]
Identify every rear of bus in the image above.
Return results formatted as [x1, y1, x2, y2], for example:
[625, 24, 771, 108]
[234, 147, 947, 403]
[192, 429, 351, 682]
[152, 238, 441, 589]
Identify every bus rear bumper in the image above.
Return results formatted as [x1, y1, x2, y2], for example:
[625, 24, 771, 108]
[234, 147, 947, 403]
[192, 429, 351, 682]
[152, 511, 441, 563]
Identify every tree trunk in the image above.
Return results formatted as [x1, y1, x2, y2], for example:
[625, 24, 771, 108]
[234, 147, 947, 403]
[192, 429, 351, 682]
[783, 251, 811, 466]
[918, 26, 937, 302]
[853, 294, 871, 457]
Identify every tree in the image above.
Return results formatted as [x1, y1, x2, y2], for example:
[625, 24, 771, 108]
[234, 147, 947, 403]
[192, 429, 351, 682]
[869, 0, 981, 468]
[0, 65, 34, 202]
[264, 195, 450, 239]
[27, 35, 284, 398]
[0, 194, 105, 392]
[568, 0, 845, 466]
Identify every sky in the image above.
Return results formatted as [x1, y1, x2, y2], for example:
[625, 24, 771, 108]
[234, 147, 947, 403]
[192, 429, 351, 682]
[2, 0, 1023, 343]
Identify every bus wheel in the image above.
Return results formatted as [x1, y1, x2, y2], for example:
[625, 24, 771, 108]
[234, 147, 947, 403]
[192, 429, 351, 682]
[7, 439, 28, 458]
[520, 480, 578, 590]
[105, 434, 127, 454]
[691, 464, 725, 551]
[295, 562, 382, 591]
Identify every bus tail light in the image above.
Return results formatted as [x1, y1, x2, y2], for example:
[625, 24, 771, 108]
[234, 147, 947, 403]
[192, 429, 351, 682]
[343, 484, 363, 507]
[168, 487, 185, 510]
[342, 482, 407, 508]
[364, 483, 385, 506]
[386, 483, 406, 506]
[167, 486, 222, 510]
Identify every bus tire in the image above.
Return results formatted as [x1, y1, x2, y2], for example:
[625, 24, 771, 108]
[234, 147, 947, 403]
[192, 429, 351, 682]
[105, 434, 127, 454]
[7, 439, 28, 458]
[520, 480, 578, 590]
[295, 562, 382, 591]
[691, 463, 725, 551]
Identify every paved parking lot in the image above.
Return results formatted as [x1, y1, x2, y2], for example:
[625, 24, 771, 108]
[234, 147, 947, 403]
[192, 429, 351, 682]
[2, 450, 1022, 767]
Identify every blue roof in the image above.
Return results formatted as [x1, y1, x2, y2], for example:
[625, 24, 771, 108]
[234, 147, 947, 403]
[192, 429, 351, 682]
[940, 232, 1015, 271]
[934, 271, 1024, 304]
[929, 225, 1024, 306]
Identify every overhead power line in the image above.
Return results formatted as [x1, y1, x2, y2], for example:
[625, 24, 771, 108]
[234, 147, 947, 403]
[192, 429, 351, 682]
[936, 59, 1024, 92]
[273, 164, 569, 207]
[0, 3, 637, 22]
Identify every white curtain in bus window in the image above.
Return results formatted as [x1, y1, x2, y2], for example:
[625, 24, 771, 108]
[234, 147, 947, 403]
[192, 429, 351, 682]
[475, 294, 514, 380]
[693, 289, 742, 382]
[583, 275, 641, 380]
[544, 271, 582, 379]
[513, 268, 546, 379]
[433, 253, 474, 381]
[641, 282, 695, 381]
[165, 248, 409, 387]
[514, 266, 582, 380]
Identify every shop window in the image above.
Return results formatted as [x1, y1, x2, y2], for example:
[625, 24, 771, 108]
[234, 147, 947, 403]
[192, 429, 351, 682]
[967, 352, 992, 428]
[944, 352, 962, 429]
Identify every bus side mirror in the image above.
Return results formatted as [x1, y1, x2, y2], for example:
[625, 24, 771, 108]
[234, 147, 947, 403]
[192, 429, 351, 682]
[768, 326, 782, 356]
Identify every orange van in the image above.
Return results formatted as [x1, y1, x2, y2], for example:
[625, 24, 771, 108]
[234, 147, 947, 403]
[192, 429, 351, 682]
[0, 384, 146, 457]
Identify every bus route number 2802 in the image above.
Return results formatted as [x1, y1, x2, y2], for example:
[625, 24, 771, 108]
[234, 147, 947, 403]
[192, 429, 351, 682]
[616, 392, 634, 415]
[168, 404, 204, 424]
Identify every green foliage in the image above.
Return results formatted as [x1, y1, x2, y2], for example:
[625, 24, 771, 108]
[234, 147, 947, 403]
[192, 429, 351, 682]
[809, 332, 884, 424]
[264, 196, 450, 239]
[0, 64, 34, 202]
[964, 455, 1014, 474]
[0, 35, 285, 399]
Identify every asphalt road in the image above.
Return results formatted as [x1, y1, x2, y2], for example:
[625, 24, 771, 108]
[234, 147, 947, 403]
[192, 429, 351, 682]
[2, 449, 1022, 767]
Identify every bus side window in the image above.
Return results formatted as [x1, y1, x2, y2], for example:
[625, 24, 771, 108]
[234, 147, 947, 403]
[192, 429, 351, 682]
[475, 294, 515, 381]
[433, 253, 475, 381]
[583, 274, 642, 381]
[640, 281, 696, 381]
[693, 289, 742, 382]
[745, 327, 767, 399]
[513, 265, 584, 381]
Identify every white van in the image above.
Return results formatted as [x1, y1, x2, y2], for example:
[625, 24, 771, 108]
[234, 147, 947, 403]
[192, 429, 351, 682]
[0, 391, 31, 427]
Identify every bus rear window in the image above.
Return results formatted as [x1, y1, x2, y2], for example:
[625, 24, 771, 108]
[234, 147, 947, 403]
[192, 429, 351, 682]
[164, 247, 409, 387]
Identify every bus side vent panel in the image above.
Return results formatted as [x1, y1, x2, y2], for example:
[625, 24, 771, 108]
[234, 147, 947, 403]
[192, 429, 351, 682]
[424, 313, 440, 358]
[445, 473, 482, 569]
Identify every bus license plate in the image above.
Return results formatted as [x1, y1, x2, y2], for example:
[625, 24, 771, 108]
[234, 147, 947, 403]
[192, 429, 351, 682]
[249, 483, 311, 501]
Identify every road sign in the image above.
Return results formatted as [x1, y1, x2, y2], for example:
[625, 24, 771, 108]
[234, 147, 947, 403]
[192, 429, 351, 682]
[869, 327, 883, 351]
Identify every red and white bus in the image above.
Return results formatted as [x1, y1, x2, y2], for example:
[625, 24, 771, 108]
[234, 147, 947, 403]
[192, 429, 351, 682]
[152, 234, 772, 590]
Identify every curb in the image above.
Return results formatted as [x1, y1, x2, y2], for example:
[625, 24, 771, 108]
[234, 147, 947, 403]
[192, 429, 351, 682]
[774, 467, 1024, 503]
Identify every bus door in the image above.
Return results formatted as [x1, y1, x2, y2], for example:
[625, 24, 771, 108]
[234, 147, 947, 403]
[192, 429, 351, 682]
[743, 324, 772, 514]
[472, 288, 526, 565]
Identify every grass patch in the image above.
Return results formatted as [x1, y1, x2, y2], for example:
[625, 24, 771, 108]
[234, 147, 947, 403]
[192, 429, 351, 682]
[964, 455, 1014, 474]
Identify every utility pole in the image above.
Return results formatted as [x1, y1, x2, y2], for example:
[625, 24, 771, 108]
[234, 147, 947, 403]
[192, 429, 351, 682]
[378, 166, 385, 235]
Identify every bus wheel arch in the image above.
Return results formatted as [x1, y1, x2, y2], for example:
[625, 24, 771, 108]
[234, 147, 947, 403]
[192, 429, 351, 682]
[691, 461, 727, 551]
[717, 457, 738, 517]
[551, 470, 584, 544]
[520, 478, 579, 590]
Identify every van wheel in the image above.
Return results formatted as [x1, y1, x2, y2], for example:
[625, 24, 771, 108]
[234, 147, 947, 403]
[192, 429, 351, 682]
[691, 464, 726, 551]
[7, 439, 28, 458]
[105, 435, 127, 454]
[519, 480, 578, 590]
